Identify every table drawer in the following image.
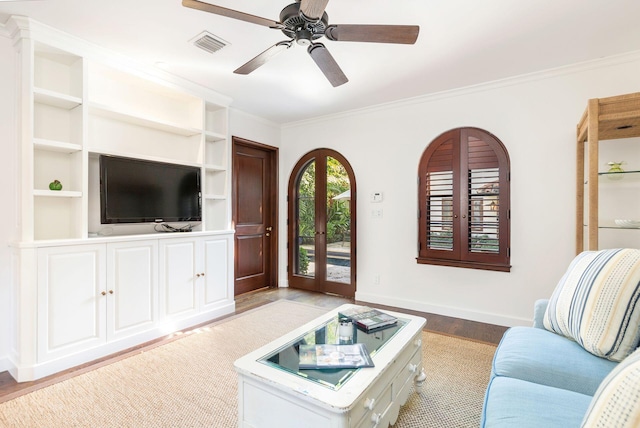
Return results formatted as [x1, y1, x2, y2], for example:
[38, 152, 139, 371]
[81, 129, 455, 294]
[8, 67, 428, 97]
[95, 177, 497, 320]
[355, 382, 393, 428]
[351, 331, 423, 427]
[350, 366, 392, 425]
[393, 340, 422, 388]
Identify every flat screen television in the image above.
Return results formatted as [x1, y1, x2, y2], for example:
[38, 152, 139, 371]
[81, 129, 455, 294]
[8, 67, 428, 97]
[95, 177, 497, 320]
[100, 155, 201, 224]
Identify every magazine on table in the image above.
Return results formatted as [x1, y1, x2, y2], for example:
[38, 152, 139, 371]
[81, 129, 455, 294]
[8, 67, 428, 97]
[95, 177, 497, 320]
[339, 306, 398, 333]
[298, 343, 375, 369]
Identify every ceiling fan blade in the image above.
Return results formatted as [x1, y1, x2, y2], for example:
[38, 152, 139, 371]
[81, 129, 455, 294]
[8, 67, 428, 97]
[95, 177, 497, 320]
[234, 41, 292, 75]
[182, 0, 282, 29]
[300, 0, 330, 20]
[326, 24, 420, 44]
[307, 43, 348, 87]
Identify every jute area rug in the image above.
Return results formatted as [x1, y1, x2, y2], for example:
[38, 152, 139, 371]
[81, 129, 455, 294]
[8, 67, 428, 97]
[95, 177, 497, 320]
[0, 300, 496, 427]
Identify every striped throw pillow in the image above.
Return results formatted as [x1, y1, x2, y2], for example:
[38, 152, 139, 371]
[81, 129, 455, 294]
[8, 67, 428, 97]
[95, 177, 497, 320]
[543, 248, 640, 362]
[581, 347, 640, 427]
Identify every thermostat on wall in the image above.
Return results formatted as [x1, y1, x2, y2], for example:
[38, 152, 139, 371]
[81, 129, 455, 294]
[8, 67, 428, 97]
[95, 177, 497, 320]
[370, 192, 383, 203]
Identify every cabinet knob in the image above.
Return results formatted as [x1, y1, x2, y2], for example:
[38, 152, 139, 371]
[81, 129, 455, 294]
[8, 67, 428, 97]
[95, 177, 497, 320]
[101, 291, 107, 296]
[364, 398, 375, 410]
[109, 290, 114, 294]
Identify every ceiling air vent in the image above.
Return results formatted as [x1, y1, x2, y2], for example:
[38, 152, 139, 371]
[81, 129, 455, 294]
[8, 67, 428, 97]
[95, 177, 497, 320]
[190, 31, 229, 54]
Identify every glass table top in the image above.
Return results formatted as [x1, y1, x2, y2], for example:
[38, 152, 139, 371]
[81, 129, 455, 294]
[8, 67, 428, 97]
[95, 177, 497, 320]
[258, 313, 408, 390]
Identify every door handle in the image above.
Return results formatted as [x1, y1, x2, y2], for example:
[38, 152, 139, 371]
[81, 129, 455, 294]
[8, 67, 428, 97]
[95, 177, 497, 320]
[266, 226, 273, 231]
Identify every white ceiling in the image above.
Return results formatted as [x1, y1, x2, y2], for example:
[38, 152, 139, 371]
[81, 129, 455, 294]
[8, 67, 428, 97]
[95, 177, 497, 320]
[2, 0, 640, 124]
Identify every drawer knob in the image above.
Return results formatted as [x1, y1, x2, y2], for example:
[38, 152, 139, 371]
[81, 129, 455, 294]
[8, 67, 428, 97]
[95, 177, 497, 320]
[364, 398, 375, 410]
[408, 363, 418, 373]
[371, 412, 382, 424]
[414, 338, 422, 347]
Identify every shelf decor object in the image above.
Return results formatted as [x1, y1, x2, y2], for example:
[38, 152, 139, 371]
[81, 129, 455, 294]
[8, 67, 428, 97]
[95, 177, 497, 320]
[48, 180, 63, 191]
[608, 161, 625, 173]
[606, 161, 625, 181]
[576, 92, 640, 252]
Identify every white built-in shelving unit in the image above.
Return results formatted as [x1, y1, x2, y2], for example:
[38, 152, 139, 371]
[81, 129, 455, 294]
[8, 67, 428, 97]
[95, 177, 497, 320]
[8, 16, 235, 382]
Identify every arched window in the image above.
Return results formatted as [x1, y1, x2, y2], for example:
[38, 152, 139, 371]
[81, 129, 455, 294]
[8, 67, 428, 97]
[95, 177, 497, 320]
[417, 127, 511, 272]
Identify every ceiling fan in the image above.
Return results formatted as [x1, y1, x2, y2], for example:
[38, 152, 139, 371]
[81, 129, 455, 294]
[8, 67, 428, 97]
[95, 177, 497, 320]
[182, 0, 420, 87]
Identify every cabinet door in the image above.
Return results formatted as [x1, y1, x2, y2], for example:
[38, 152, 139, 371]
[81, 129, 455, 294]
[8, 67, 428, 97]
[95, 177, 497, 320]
[158, 238, 198, 321]
[106, 240, 158, 341]
[37, 244, 106, 362]
[200, 236, 231, 310]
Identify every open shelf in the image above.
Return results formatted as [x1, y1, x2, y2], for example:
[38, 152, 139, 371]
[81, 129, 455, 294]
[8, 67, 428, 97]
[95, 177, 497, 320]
[205, 103, 227, 136]
[597, 222, 640, 230]
[204, 164, 226, 172]
[33, 189, 83, 198]
[34, 138, 82, 153]
[34, 87, 82, 109]
[89, 103, 201, 136]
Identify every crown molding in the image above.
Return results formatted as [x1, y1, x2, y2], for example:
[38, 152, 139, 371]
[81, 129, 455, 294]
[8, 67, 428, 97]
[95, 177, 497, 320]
[229, 107, 280, 128]
[283, 49, 640, 129]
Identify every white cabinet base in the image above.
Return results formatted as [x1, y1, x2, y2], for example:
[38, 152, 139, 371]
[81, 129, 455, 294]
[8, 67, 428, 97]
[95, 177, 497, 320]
[11, 231, 235, 383]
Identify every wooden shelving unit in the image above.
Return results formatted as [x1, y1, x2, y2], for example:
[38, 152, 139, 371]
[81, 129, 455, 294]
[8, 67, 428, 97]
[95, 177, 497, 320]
[576, 92, 640, 252]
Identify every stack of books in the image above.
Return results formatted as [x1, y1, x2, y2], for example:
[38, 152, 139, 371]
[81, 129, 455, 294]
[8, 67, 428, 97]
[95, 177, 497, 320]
[339, 306, 398, 333]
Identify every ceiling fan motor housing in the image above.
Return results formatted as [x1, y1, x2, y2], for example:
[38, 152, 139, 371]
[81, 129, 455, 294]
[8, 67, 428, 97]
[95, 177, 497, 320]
[280, 3, 328, 45]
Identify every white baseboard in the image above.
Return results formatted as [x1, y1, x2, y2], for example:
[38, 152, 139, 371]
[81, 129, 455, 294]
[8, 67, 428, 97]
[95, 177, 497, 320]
[355, 291, 531, 328]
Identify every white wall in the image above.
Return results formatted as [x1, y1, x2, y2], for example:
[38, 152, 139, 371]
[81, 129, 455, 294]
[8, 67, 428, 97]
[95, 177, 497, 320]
[229, 108, 281, 149]
[0, 32, 19, 372]
[280, 52, 640, 327]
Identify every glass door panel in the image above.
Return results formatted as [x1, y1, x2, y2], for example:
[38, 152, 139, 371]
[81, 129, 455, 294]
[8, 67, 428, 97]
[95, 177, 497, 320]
[295, 160, 316, 278]
[326, 156, 351, 284]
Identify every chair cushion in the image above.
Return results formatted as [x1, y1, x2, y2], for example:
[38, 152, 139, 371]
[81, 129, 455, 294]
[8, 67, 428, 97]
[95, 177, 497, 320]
[481, 376, 592, 428]
[492, 326, 617, 396]
[543, 248, 640, 362]
[581, 347, 640, 427]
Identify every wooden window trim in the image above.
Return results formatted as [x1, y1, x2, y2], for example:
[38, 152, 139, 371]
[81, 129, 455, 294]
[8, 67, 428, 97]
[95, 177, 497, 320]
[417, 128, 511, 272]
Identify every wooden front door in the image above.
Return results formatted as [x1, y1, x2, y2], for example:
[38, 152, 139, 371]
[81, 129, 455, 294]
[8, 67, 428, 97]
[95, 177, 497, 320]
[232, 137, 278, 296]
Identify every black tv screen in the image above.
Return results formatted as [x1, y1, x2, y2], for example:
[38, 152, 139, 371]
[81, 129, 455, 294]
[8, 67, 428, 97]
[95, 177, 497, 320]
[100, 155, 201, 224]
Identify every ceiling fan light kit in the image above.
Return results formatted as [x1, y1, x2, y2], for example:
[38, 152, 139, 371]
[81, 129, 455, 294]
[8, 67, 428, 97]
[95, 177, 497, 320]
[182, 0, 419, 87]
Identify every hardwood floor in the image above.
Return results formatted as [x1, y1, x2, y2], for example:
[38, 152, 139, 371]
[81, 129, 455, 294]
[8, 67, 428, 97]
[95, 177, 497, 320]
[0, 288, 507, 403]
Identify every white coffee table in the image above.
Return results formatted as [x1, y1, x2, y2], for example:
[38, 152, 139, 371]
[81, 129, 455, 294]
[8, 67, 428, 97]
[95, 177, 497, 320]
[234, 304, 427, 428]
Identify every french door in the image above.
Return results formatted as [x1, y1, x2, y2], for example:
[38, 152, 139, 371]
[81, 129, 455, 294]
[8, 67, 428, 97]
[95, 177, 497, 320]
[288, 149, 356, 298]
